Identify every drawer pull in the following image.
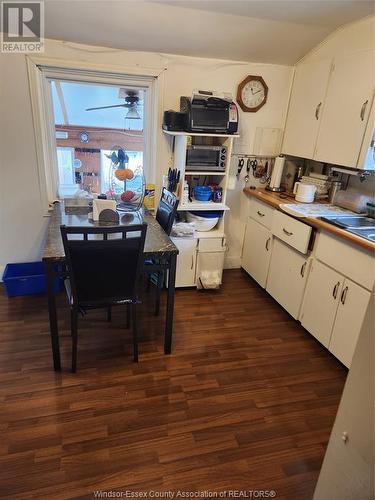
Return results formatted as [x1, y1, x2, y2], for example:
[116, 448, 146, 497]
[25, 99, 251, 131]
[257, 210, 265, 217]
[315, 102, 322, 120]
[265, 237, 271, 251]
[300, 262, 306, 277]
[341, 286, 349, 305]
[360, 100, 369, 121]
[282, 228, 293, 236]
[332, 281, 340, 299]
[191, 255, 194, 270]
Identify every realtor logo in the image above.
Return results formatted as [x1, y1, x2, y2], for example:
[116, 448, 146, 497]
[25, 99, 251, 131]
[1, 1, 44, 52]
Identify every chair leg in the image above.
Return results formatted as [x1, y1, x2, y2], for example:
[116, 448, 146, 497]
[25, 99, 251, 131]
[132, 303, 138, 362]
[126, 303, 131, 329]
[71, 308, 78, 373]
[155, 271, 164, 316]
[107, 306, 112, 322]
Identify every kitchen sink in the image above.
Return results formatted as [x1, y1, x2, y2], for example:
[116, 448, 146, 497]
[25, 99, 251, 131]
[348, 227, 375, 242]
[320, 215, 375, 243]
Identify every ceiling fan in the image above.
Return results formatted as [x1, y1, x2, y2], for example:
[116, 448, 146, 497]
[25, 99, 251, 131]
[85, 89, 141, 119]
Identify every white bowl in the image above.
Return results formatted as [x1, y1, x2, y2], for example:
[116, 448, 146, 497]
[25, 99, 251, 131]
[186, 212, 219, 231]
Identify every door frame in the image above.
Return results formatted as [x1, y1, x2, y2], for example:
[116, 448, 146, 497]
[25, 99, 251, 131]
[26, 55, 163, 212]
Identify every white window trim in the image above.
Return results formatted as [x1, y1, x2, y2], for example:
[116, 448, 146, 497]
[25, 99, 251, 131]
[26, 56, 163, 213]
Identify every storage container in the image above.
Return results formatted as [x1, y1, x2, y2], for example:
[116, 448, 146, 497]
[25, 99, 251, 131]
[193, 185, 212, 202]
[2, 262, 60, 297]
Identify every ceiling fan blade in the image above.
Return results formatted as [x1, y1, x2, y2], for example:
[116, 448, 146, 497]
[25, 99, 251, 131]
[85, 104, 127, 111]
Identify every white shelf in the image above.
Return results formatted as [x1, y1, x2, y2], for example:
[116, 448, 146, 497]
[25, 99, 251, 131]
[184, 171, 227, 176]
[196, 229, 225, 238]
[163, 130, 239, 138]
[178, 202, 230, 211]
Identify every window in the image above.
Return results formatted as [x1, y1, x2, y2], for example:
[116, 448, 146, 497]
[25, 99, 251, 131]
[26, 59, 159, 210]
[50, 80, 147, 198]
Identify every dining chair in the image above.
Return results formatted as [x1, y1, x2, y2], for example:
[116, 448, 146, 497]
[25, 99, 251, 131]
[60, 223, 147, 372]
[147, 188, 178, 315]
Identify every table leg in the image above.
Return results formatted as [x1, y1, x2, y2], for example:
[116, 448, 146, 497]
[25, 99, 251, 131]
[165, 253, 177, 354]
[44, 261, 61, 371]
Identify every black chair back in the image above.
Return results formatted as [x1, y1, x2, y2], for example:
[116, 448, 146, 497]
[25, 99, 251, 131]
[156, 188, 179, 235]
[60, 224, 147, 306]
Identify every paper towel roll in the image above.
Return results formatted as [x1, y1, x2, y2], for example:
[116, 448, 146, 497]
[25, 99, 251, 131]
[269, 156, 285, 189]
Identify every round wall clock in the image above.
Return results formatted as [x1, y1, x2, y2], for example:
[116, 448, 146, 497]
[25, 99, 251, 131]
[79, 131, 90, 143]
[237, 75, 268, 112]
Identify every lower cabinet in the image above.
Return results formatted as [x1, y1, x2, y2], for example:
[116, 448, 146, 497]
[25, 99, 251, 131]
[171, 237, 197, 287]
[242, 217, 273, 288]
[300, 259, 371, 367]
[266, 238, 310, 319]
[329, 279, 371, 367]
[300, 260, 343, 347]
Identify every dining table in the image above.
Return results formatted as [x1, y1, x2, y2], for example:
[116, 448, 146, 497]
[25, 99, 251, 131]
[42, 202, 179, 371]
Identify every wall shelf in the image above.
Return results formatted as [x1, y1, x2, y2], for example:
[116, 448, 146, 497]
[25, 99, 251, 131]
[184, 171, 226, 176]
[178, 202, 230, 211]
[163, 130, 240, 138]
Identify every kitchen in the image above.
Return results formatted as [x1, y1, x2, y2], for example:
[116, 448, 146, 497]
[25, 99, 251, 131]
[0, 2, 374, 499]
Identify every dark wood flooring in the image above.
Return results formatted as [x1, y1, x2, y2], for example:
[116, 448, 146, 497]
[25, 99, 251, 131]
[0, 269, 347, 499]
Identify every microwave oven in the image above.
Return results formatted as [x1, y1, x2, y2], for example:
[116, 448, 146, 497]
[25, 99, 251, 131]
[186, 145, 227, 172]
[180, 95, 238, 134]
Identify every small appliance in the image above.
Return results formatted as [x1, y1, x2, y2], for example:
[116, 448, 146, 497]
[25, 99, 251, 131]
[180, 91, 238, 134]
[162, 110, 187, 131]
[186, 145, 226, 172]
[293, 182, 317, 203]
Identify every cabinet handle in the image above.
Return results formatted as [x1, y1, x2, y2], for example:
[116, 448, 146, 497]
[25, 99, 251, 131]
[360, 100, 369, 121]
[265, 237, 271, 251]
[341, 286, 349, 305]
[300, 262, 307, 277]
[282, 228, 293, 236]
[257, 210, 265, 217]
[315, 102, 322, 120]
[332, 281, 340, 299]
[191, 255, 194, 270]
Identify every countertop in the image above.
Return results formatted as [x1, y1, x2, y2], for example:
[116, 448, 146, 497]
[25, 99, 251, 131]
[243, 188, 375, 253]
[43, 203, 178, 261]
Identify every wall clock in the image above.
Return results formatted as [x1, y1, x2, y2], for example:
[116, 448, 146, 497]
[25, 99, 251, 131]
[79, 131, 90, 143]
[237, 75, 268, 112]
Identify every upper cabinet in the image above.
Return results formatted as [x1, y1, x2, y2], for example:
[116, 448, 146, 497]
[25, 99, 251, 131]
[282, 49, 375, 170]
[282, 58, 332, 159]
[315, 50, 374, 168]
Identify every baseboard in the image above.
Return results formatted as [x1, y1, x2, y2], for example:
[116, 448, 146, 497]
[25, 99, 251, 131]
[0, 264, 5, 282]
[224, 256, 241, 269]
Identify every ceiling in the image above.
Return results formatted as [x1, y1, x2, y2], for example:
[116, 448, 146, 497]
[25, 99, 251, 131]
[43, 0, 374, 65]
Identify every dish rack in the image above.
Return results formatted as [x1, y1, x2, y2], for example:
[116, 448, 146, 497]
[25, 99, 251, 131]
[300, 175, 331, 199]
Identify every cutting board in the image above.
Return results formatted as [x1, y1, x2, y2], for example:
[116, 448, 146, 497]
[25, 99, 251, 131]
[279, 203, 357, 218]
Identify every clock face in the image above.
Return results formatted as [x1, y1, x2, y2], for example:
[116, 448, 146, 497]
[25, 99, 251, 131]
[237, 76, 268, 112]
[242, 80, 266, 109]
[79, 131, 89, 143]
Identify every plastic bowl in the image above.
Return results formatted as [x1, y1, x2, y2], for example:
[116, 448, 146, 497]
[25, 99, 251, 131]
[186, 211, 219, 231]
[193, 185, 212, 202]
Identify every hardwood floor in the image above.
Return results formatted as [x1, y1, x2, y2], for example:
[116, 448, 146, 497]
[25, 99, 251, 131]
[0, 269, 347, 499]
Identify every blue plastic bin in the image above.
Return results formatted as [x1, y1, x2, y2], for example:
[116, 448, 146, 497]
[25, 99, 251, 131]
[2, 262, 60, 297]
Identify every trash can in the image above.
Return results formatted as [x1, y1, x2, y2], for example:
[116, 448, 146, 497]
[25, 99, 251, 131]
[2, 262, 60, 297]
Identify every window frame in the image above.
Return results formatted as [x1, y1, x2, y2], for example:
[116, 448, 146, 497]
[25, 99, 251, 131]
[26, 56, 161, 213]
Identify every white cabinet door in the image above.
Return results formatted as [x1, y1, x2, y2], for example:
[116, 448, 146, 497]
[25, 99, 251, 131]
[300, 260, 343, 348]
[315, 50, 375, 167]
[241, 217, 272, 288]
[266, 238, 310, 319]
[282, 58, 332, 159]
[171, 237, 197, 287]
[329, 279, 371, 368]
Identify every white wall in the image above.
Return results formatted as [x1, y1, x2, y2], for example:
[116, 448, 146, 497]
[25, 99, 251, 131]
[0, 39, 293, 275]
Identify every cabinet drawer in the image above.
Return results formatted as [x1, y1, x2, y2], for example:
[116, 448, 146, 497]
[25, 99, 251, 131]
[316, 232, 374, 291]
[198, 237, 226, 252]
[249, 199, 275, 229]
[271, 211, 312, 254]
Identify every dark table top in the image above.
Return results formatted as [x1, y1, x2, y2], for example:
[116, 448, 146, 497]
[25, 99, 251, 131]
[42, 203, 178, 262]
